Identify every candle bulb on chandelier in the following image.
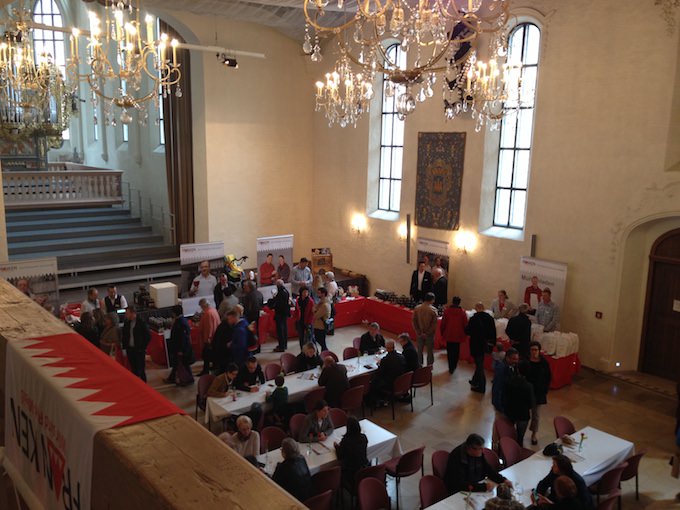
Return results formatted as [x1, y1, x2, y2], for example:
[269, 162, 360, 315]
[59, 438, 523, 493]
[171, 39, 179, 67]
[145, 15, 154, 46]
[315, 81, 324, 97]
[71, 28, 80, 59]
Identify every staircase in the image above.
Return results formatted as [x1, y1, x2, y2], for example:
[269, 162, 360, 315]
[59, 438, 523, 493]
[6, 206, 180, 290]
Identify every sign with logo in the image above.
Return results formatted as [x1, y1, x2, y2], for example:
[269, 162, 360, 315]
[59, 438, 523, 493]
[518, 256, 568, 310]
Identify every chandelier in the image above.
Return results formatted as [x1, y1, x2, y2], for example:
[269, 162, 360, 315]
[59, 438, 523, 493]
[0, 13, 71, 144]
[303, 0, 522, 127]
[66, 0, 181, 128]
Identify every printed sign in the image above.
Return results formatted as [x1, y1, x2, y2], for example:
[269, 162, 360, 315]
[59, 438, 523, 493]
[0, 257, 59, 313]
[256, 235, 294, 286]
[518, 256, 568, 310]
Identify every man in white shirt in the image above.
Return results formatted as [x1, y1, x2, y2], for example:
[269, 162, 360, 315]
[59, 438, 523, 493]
[103, 284, 128, 313]
[81, 288, 101, 314]
[189, 260, 218, 297]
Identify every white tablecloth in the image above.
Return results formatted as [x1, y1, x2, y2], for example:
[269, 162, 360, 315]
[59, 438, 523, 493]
[206, 354, 381, 424]
[256, 419, 402, 476]
[426, 426, 634, 509]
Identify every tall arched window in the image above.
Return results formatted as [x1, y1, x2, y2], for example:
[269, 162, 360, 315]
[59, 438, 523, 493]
[378, 44, 406, 213]
[492, 23, 540, 229]
[32, 0, 69, 140]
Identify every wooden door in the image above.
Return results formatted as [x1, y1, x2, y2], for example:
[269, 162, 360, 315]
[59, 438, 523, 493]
[640, 228, 680, 379]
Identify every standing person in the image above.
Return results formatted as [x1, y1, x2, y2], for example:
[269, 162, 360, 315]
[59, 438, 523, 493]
[269, 279, 291, 353]
[334, 417, 369, 488]
[164, 305, 195, 386]
[103, 284, 128, 313]
[325, 271, 339, 301]
[75, 311, 100, 348]
[259, 253, 276, 286]
[99, 312, 121, 355]
[318, 356, 348, 408]
[503, 362, 535, 446]
[293, 286, 314, 350]
[526, 341, 552, 445]
[291, 257, 313, 297]
[189, 260, 217, 298]
[360, 322, 386, 354]
[397, 333, 421, 373]
[277, 255, 291, 283]
[122, 306, 151, 382]
[272, 439, 312, 502]
[409, 261, 433, 302]
[524, 276, 542, 313]
[491, 290, 517, 319]
[217, 284, 239, 320]
[240, 280, 264, 353]
[536, 288, 560, 332]
[198, 298, 221, 375]
[465, 302, 496, 393]
[312, 287, 331, 351]
[432, 267, 448, 307]
[81, 288, 101, 314]
[492, 348, 520, 449]
[412, 292, 438, 366]
[226, 309, 249, 367]
[213, 273, 230, 308]
[440, 296, 468, 374]
[506, 303, 533, 359]
[211, 314, 232, 375]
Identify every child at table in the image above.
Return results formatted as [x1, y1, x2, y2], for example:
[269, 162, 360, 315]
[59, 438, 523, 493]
[266, 375, 289, 427]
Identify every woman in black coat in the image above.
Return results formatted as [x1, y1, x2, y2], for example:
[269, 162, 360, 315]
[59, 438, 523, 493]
[334, 417, 369, 487]
[503, 362, 535, 447]
[526, 341, 552, 445]
[164, 305, 195, 385]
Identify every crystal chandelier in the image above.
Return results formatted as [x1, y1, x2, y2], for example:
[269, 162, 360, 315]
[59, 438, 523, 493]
[66, 0, 182, 128]
[303, 0, 520, 127]
[0, 13, 71, 143]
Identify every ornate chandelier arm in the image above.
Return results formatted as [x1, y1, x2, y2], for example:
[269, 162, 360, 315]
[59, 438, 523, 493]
[303, 0, 360, 34]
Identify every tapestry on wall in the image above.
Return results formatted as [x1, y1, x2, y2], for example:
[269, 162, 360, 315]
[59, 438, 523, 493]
[415, 132, 466, 230]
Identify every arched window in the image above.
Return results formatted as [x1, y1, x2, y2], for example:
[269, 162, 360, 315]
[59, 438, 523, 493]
[377, 44, 406, 213]
[492, 23, 540, 229]
[32, 0, 69, 140]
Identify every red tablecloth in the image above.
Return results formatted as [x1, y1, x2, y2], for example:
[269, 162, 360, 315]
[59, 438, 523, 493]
[149, 326, 202, 368]
[546, 353, 581, 389]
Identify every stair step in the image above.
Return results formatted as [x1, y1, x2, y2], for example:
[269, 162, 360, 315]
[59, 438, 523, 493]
[57, 262, 181, 290]
[8, 232, 164, 254]
[5, 207, 130, 222]
[8, 225, 152, 242]
[6, 214, 139, 231]
[10, 243, 175, 262]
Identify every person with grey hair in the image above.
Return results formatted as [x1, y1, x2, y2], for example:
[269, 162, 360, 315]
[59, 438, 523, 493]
[99, 312, 121, 355]
[220, 415, 260, 459]
[190, 260, 217, 297]
[397, 332, 420, 373]
[432, 267, 448, 307]
[360, 322, 386, 354]
[325, 271, 338, 301]
[484, 483, 525, 510]
[272, 438, 312, 502]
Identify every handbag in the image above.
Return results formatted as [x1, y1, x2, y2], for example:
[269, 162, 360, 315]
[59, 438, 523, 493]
[325, 317, 335, 336]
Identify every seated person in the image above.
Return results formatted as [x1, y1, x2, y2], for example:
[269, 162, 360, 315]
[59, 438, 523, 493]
[235, 357, 265, 392]
[296, 342, 323, 373]
[299, 399, 334, 442]
[397, 332, 421, 373]
[219, 415, 260, 460]
[369, 340, 405, 404]
[484, 484, 526, 510]
[536, 455, 592, 509]
[334, 417, 369, 488]
[207, 363, 239, 398]
[318, 356, 349, 408]
[360, 322, 386, 354]
[444, 433, 510, 495]
[272, 438, 312, 502]
[534, 476, 585, 510]
[265, 375, 289, 426]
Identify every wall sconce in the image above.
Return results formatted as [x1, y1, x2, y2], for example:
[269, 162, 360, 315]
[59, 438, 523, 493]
[351, 213, 367, 234]
[454, 230, 478, 254]
[397, 222, 407, 240]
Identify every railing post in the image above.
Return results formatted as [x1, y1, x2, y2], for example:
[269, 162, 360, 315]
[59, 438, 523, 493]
[137, 189, 142, 219]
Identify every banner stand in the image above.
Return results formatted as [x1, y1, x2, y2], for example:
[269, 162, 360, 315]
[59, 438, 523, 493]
[2, 448, 45, 510]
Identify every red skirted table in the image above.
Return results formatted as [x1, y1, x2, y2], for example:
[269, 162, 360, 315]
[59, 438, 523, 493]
[148, 325, 202, 367]
[545, 353, 581, 389]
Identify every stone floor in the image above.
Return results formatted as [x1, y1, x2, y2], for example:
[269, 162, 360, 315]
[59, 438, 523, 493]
[146, 324, 679, 510]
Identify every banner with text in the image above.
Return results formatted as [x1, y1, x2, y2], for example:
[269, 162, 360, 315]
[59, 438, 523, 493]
[256, 235, 294, 286]
[416, 238, 450, 274]
[4, 332, 182, 510]
[179, 241, 225, 297]
[518, 256, 568, 310]
[0, 257, 59, 313]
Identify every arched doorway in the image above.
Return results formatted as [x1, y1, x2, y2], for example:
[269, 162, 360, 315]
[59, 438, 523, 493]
[639, 228, 680, 379]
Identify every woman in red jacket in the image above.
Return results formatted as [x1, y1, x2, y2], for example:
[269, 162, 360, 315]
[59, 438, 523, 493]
[440, 296, 468, 374]
[293, 286, 315, 351]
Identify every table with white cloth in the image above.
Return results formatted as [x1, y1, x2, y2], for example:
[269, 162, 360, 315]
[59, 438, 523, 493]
[256, 419, 402, 476]
[426, 426, 634, 510]
[205, 354, 382, 424]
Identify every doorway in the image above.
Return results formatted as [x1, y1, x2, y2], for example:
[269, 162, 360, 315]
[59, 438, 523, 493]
[640, 228, 680, 380]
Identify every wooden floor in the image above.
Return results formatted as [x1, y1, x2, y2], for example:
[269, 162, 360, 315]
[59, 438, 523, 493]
[148, 324, 680, 510]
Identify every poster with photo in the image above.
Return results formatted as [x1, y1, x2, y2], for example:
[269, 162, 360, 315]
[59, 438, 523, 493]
[0, 257, 59, 313]
[416, 238, 450, 274]
[518, 256, 568, 310]
[179, 241, 225, 298]
[256, 235, 294, 286]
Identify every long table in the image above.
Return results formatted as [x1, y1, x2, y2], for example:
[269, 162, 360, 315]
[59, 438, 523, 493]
[426, 426, 634, 509]
[205, 353, 382, 424]
[256, 419, 402, 476]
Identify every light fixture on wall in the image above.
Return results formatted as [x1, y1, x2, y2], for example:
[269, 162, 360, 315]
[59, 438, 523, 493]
[303, 0, 522, 127]
[66, 1, 182, 128]
[454, 229, 478, 254]
[351, 213, 367, 234]
[397, 222, 408, 241]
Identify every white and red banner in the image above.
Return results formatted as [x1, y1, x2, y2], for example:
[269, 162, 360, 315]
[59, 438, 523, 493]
[518, 256, 568, 310]
[3, 332, 182, 510]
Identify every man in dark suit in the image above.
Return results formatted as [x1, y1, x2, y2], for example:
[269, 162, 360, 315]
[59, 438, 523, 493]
[269, 279, 291, 353]
[318, 356, 348, 407]
[370, 340, 405, 404]
[359, 322, 386, 354]
[213, 273, 229, 308]
[465, 302, 496, 393]
[432, 267, 448, 307]
[444, 433, 509, 495]
[505, 303, 532, 359]
[122, 306, 151, 382]
[409, 261, 433, 302]
[397, 333, 421, 373]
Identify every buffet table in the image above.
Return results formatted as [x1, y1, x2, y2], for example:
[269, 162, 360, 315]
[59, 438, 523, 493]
[427, 426, 633, 509]
[148, 326, 202, 367]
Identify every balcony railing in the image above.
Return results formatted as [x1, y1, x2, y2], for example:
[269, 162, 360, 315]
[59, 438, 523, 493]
[2, 170, 123, 209]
